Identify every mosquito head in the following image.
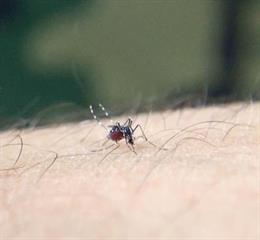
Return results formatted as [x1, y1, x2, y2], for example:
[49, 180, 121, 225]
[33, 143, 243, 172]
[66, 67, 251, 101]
[109, 125, 120, 132]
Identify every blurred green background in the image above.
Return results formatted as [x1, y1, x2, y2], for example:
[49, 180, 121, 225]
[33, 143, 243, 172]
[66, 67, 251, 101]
[0, 0, 259, 127]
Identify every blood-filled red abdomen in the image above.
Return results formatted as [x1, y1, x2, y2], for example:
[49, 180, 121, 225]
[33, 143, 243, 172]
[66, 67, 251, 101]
[109, 131, 124, 142]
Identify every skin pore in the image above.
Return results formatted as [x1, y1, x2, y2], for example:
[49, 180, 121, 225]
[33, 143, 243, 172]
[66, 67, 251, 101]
[0, 102, 259, 239]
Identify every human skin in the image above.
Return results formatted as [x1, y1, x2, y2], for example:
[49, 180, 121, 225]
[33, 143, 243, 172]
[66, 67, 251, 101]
[0, 103, 259, 239]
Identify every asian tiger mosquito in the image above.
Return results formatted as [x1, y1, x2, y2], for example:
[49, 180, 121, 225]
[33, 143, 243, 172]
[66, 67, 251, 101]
[89, 104, 159, 162]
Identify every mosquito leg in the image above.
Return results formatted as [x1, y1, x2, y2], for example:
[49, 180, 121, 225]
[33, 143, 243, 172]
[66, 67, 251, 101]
[124, 137, 137, 155]
[101, 138, 110, 146]
[90, 142, 116, 153]
[98, 143, 120, 166]
[133, 124, 148, 140]
[120, 127, 136, 154]
[122, 118, 131, 127]
[133, 124, 168, 150]
[129, 143, 137, 155]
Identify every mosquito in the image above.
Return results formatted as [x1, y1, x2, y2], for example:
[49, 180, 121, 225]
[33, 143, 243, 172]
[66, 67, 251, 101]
[89, 104, 159, 163]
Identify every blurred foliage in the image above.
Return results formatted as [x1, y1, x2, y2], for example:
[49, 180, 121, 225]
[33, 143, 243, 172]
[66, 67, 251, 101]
[0, 0, 95, 123]
[0, 0, 259, 127]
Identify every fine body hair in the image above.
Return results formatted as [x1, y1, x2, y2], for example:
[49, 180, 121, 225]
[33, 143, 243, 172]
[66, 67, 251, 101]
[0, 102, 259, 239]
